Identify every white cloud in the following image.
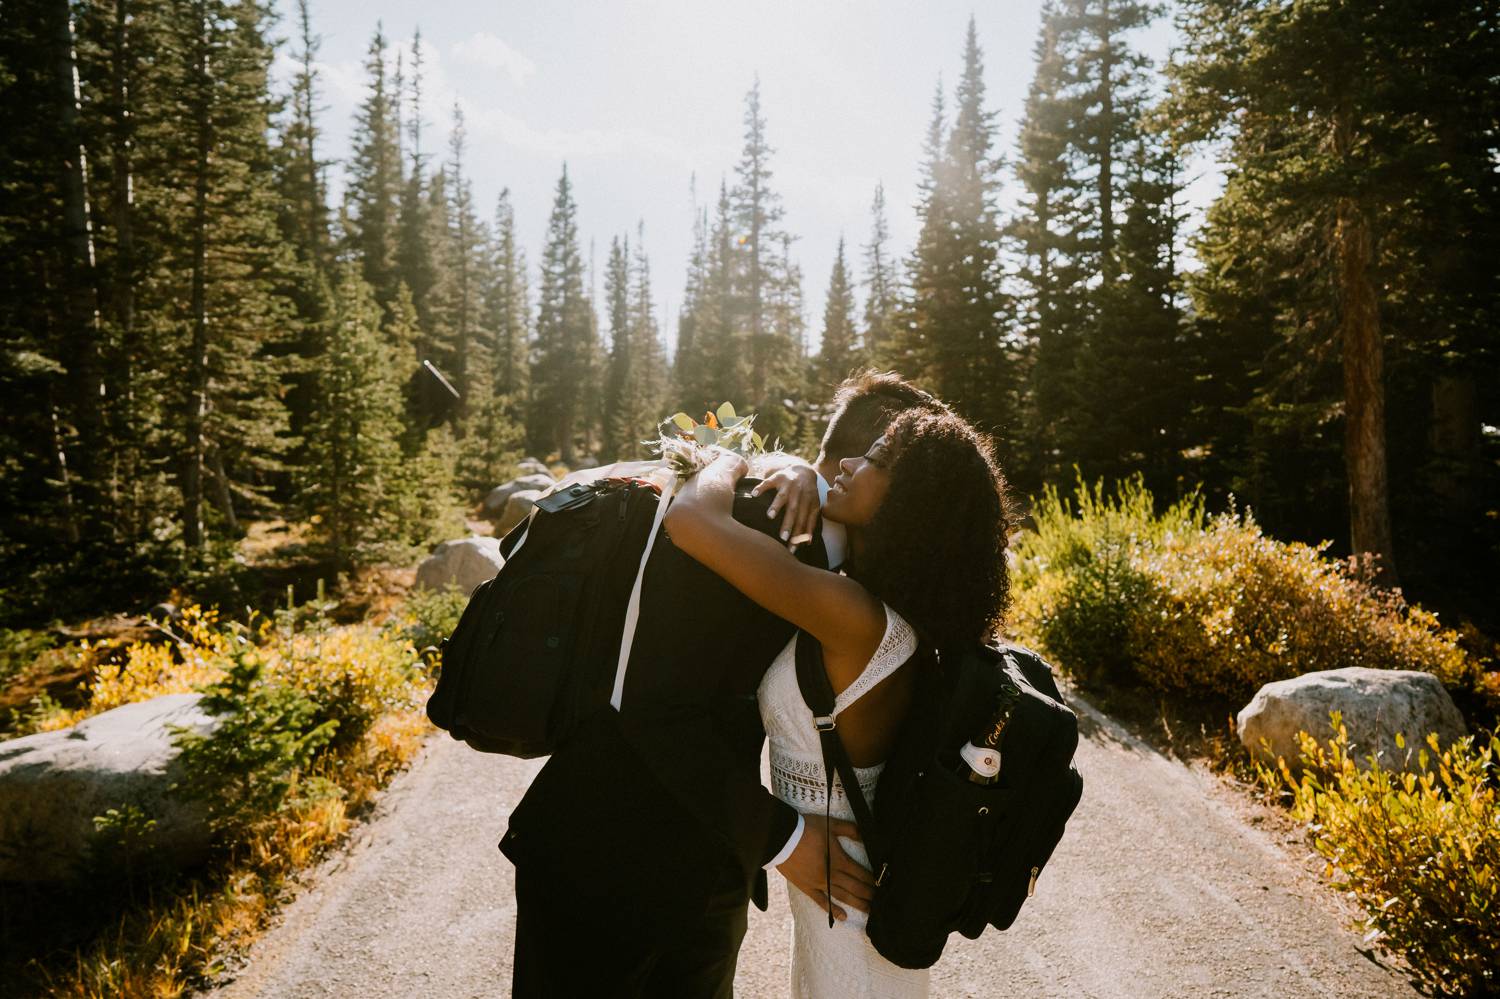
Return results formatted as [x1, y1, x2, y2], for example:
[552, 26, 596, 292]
[451, 32, 536, 86]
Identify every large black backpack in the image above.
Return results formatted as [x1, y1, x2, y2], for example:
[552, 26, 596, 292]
[426, 473, 798, 758]
[795, 633, 1083, 969]
[426, 476, 669, 757]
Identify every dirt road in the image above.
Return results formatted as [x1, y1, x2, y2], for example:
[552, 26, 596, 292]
[208, 694, 1418, 998]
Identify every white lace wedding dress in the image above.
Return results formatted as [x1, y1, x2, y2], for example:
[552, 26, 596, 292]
[758, 604, 930, 998]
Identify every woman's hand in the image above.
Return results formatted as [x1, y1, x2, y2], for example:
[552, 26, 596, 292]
[750, 464, 821, 551]
[705, 447, 749, 482]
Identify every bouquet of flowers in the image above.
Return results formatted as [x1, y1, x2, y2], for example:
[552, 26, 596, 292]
[651, 402, 766, 482]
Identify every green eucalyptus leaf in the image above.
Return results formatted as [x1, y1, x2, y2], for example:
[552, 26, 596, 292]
[752, 431, 764, 450]
[671, 412, 696, 431]
[717, 402, 737, 423]
[692, 425, 717, 445]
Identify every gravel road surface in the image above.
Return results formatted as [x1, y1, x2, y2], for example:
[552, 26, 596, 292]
[207, 693, 1419, 998]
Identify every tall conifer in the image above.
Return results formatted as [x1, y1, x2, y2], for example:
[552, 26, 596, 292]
[530, 165, 593, 461]
[816, 237, 859, 392]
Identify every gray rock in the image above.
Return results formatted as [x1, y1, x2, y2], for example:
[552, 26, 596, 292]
[414, 537, 505, 595]
[494, 490, 543, 535]
[0, 693, 220, 881]
[515, 457, 551, 477]
[482, 473, 555, 514]
[1237, 667, 1467, 772]
[571, 454, 600, 471]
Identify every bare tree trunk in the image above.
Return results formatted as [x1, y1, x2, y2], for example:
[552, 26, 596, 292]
[109, 0, 139, 538]
[1097, 0, 1116, 280]
[53, 0, 104, 540]
[49, 397, 81, 544]
[1333, 187, 1397, 583]
[209, 446, 237, 532]
[182, 1, 211, 550]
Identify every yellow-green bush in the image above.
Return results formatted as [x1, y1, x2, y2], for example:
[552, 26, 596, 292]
[1260, 718, 1499, 998]
[1010, 476, 1477, 701]
[9, 598, 436, 999]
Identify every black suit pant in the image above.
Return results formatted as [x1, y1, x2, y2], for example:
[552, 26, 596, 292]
[511, 862, 747, 999]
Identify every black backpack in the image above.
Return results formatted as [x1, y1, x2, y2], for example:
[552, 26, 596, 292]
[426, 473, 800, 758]
[426, 476, 670, 757]
[794, 632, 1083, 969]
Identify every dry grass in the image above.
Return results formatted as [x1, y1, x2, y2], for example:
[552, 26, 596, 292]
[4, 596, 435, 999]
[33, 708, 429, 999]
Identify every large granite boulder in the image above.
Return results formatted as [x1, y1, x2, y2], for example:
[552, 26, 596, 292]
[515, 457, 552, 477]
[0, 694, 220, 881]
[482, 473, 555, 515]
[1237, 667, 1467, 772]
[494, 490, 543, 535]
[414, 537, 505, 595]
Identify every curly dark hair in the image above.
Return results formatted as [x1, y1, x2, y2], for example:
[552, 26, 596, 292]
[848, 408, 1012, 651]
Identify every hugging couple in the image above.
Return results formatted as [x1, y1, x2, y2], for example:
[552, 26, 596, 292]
[500, 371, 1012, 998]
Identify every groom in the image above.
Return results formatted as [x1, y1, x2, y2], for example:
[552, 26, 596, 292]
[502, 372, 941, 998]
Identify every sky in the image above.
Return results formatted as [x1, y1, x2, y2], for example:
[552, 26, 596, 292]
[271, 0, 1217, 356]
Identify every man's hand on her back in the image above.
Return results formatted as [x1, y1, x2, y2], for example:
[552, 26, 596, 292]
[750, 465, 821, 552]
[777, 814, 876, 921]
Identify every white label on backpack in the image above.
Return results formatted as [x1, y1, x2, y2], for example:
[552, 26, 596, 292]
[959, 741, 1002, 778]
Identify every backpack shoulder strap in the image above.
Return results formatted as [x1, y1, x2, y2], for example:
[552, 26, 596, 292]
[793, 630, 889, 925]
[609, 475, 676, 710]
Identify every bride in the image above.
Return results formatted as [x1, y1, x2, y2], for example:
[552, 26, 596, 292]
[665, 405, 1011, 998]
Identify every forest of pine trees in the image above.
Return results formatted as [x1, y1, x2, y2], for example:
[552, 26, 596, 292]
[1, 3, 1495, 629]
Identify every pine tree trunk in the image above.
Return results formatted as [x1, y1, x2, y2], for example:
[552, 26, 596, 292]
[1429, 372, 1479, 514]
[109, 0, 139, 538]
[1097, 0, 1116, 278]
[209, 445, 237, 532]
[53, 0, 103, 539]
[182, 2, 212, 550]
[1334, 190, 1396, 583]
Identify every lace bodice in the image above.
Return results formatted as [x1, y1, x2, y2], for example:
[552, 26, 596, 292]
[758, 604, 918, 819]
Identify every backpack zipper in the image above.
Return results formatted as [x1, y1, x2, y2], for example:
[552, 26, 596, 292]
[1027, 865, 1040, 897]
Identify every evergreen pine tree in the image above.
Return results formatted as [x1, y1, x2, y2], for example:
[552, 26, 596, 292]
[395, 29, 436, 344]
[903, 21, 1014, 453]
[672, 185, 714, 413]
[1164, 0, 1500, 580]
[345, 24, 401, 314]
[601, 234, 632, 460]
[861, 183, 898, 365]
[816, 237, 859, 392]
[299, 262, 406, 566]
[627, 221, 668, 455]
[483, 188, 529, 402]
[165, 0, 294, 547]
[1011, 1, 1089, 484]
[731, 79, 792, 403]
[442, 102, 485, 419]
[530, 164, 593, 462]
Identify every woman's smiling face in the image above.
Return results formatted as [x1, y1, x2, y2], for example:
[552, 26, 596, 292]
[824, 435, 893, 527]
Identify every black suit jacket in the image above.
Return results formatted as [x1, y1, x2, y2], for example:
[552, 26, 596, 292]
[502, 482, 826, 931]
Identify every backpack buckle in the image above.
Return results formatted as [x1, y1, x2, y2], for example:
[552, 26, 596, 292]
[813, 715, 836, 732]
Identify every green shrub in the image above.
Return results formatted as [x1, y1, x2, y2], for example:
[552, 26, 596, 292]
[1010, 476, 1477, 701]
[1010, 476, 1205, 687]
[172, 648, 338, 835]
[1260, 718, 1499, 998]
[0, 626, 55, 685]
[390, 584, 469, 655]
